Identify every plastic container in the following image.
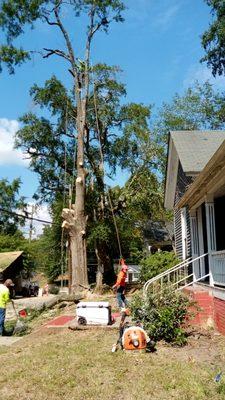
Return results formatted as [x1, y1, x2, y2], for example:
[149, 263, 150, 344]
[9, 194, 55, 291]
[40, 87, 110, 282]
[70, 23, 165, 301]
[76, 301, 112, 325]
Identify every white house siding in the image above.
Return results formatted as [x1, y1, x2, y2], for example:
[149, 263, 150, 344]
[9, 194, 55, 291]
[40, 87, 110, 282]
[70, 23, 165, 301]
[174, 162, 192, 260]
[174, 208, 183, 259]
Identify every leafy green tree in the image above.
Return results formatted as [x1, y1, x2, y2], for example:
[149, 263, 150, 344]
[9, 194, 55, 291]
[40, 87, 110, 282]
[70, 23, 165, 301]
[34, 198, 67, 281]
[0, 231, 25, 252]
[123, 167, 164, 221]
[15, 66, 161, 287]
[103, 169, 167, 266]
[139, 251, 179, 284]
[153, 81, 225, 171]
[201, 0, 225, 76]
[0, 178, 26, 234]
[0, 0, 125, 292]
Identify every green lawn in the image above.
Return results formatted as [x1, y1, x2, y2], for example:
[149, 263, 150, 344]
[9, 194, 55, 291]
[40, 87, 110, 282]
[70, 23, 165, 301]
[0, 327, 225, 400]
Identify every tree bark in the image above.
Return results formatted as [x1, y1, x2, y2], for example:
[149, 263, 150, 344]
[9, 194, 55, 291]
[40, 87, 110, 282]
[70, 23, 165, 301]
[96, 241, 115, 285]
[94, 247, 103, 293]
[62, 207, 88, 292]
[62, 97, 89, 293]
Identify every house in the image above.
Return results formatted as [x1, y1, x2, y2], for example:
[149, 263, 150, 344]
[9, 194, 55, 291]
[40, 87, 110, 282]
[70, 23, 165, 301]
[125, 265, 140, 283]
[143, 220, 173, 253]
[0, 251, 24, 281]
[164, 130, 225, 334]
[0, 251, 38, 296]
[114, 262, 140, 284]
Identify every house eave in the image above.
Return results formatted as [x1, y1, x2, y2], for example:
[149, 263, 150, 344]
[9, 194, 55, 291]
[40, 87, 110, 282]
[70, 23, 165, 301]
[177, 139, 225, 210]
[164, 135, 179, 210]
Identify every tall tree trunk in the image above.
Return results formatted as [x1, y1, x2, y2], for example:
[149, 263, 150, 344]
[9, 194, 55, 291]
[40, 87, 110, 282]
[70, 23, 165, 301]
[96, 241, 115, 285]
[62, 99, 88, 293]
[94, 246, 104, 293]
[94, 241, 115, 293]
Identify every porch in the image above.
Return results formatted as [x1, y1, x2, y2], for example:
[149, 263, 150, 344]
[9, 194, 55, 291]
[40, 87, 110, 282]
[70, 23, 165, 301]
[180, 195, 225, 289]
[177, 137, 225, 289]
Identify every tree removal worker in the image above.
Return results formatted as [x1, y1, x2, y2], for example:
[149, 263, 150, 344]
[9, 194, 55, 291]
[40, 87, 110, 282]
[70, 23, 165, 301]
[113, 259, 129, 309]
[0, 274, 14, 336]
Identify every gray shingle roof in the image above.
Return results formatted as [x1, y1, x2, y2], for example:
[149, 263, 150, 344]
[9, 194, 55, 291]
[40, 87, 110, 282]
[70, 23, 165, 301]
[171, 131, 225, 174]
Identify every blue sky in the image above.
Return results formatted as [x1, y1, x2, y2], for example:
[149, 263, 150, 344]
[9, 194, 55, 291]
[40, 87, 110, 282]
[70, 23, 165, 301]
[0, 0, 224, 228]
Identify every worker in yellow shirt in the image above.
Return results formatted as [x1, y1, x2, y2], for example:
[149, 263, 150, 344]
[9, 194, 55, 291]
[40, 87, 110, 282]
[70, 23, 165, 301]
[0, 274, 14, 336]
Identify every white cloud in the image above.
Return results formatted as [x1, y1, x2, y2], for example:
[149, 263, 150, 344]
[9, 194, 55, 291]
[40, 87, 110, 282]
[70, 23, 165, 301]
[0, 118, 29, 166]
[183, 64, 225, 90]
[153, 4, 180, 29]
[126, 0, 153, 26]
[23, 203, 52, 239]
[127, 0, 181, 30]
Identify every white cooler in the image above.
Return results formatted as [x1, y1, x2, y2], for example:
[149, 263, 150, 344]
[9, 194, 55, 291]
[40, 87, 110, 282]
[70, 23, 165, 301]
[76, 301, 112, 325]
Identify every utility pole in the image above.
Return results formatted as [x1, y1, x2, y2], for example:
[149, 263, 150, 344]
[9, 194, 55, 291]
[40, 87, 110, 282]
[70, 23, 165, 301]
[29, 205, 36, 243]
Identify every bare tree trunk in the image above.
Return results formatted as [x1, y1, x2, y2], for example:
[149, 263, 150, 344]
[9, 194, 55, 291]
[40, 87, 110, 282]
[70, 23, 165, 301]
[68, 243, 72, 294]
[94, 241, 115, 293]
[94, 247, 104, 293]
[96, 241, 115, 285]
[62, 99, 88, 293]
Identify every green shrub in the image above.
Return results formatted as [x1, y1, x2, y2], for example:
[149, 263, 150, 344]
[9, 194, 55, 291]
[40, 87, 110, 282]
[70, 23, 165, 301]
[49, 285, 60, 295]
[139, 251, 179, 283]
[130, 286, 190, 346]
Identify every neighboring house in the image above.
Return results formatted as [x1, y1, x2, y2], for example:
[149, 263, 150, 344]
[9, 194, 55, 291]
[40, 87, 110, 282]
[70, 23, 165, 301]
[143, 220, 173, 253]
[165, 130, 225, 263]
[114, 263, 140, 284]
[0, 251, 38, 296]
[0, 251, 24, 281]
[164, 130, 225, 334]
[125, 265, 140, 283]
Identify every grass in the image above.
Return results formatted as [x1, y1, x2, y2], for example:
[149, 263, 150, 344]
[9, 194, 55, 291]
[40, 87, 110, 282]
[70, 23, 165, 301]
[4, 304, 63, 336]
[0, 328, 225, 400]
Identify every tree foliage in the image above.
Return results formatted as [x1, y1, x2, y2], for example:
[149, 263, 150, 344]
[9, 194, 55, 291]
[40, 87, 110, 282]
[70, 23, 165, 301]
[0, 0, 169, 284]
[15, 67, 163, 272]
[139, 251, 179, 284]
[15, 67, 157, 198]
[0, 178, 26, 235]
[154, 81, 225, 171]
[0, 0, 125, 73]
[130, 287, 190, 346]
[34, 197, 67, 280]
[201, 0, 225, 76]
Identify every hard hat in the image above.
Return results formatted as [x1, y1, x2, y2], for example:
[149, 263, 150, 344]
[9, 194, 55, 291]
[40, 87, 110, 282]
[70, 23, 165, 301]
[4, 279, 15, 287]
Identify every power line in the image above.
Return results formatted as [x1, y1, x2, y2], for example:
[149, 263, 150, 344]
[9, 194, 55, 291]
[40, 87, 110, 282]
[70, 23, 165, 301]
[0, 207, 53, 225]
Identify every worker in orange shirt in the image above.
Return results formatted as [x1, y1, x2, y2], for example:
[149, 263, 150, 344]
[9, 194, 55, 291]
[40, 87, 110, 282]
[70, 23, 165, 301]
[113, 259, 129, 309]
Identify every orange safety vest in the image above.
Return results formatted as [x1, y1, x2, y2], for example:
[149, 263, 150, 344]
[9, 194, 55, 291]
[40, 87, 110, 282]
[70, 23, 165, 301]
[115, 270, 127, 288]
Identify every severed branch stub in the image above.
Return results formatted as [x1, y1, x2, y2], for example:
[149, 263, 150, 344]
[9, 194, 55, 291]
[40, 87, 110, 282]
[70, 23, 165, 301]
[62, 208, 76, 232]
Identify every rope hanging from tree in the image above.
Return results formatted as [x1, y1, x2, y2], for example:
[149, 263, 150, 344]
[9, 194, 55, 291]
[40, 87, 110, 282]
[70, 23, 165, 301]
[93, 83, 123, 260]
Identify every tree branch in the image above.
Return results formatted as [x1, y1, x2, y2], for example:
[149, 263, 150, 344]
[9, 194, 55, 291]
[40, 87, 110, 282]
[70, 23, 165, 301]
[54, 7, 76, 72]
[43, 15, 59, 26]
[43, 48, 70, 62]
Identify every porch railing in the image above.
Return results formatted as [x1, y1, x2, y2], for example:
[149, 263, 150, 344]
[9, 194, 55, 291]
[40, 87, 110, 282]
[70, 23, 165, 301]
[211, 250, 225, 286]
[143, 253, 209, 295]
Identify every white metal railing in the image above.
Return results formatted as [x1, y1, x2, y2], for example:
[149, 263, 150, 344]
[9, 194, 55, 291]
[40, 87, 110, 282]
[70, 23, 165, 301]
[211, 250, 225, 287]
[143, 253, 208, 295]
